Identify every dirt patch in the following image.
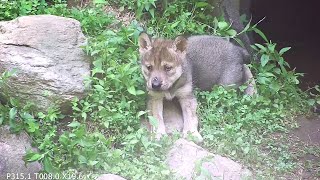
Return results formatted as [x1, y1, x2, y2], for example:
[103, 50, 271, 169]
[293, 116, 320, 146]
[289, 116, 320, 179]
[266, 115, 319, 179]
[104, 6, 135, 26]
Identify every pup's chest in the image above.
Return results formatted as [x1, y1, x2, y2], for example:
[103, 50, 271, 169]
[165, 85, 192, 100]
[164, 92, 175, 100]
[148, 84, 191, 101]
[148, 91, 175, 100]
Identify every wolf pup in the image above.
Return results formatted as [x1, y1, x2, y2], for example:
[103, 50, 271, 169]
[138, 33, 255, 141]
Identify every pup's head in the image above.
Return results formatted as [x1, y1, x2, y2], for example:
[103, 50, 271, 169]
[138, 33, 187, 92]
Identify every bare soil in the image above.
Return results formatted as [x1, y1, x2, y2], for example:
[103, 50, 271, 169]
[293, 116, 320, 146]
[287, 116, 320, 179]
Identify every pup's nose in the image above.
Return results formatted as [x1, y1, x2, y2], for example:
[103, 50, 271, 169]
[151, 77, 162, 90]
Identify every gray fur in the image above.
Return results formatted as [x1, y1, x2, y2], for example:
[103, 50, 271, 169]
[139, 33, 256, 142]
[185, 35, 251, 91]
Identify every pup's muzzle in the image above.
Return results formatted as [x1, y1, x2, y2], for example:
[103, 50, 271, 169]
[151, 77, 162, 90]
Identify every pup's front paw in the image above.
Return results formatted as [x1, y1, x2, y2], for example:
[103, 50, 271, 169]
[183, 130, 203, 143]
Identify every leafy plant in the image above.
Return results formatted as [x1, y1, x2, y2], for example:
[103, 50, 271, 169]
[136, 0, 157, 19]
[0, 0, 50, 20]
[307, 84, 320, 112]
[0, 69, 16, 88]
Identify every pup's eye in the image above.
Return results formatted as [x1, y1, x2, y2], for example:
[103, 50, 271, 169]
[164, 65, 172, 72]
[146, 65, 152, 71]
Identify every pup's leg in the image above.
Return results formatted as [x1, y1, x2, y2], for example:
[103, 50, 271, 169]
[148, 97, 166, 139]
[243, 64, 257, 96]
[163, 99, 184, 133]
[179, 95, 203, 142]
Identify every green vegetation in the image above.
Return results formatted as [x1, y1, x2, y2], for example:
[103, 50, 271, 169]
[0, 0, 319, 179]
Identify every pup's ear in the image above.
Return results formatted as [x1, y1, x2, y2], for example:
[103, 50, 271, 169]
[138, 32, 152, 54]
[173, 36, 187, 53]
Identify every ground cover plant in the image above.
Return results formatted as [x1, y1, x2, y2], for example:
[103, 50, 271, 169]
[0, 0, 319, 179]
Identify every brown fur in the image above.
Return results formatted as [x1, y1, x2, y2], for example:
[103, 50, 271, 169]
[139, 33, 203, 141]
[138, 33, 256, 142]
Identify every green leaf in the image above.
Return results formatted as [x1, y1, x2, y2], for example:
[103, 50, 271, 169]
[148, 116, 158, 128]
[141, 136, 149, 149]
[94, 85, 104, 91]
[9, 107, 17, 121]
[255, 43, 267, 51]
[218, 21, 228, 30]
[226, 29, 237, 37]
[78, 155, 87, 164]
[26, 121, 37, 133]
[137, 111, 147, 117]
[199, 167, 211, 179]
[93, 59, 102, 68]
[103, 121, 109, 128]
[171, 21, 180, 29]
[88, 160, 99, 166]
[21, 112, 34, 121]
[149, 8, 155, 18]
[264, 72, 275, 77]
[253, 28, 268, 42]
[307, 99, 316, 106]
[195, 2, 208, 8]
[250, 45, 258, 51]
[267, 43, 276, 52]
[128, 86, 136, 95]
[269, 82, 280, 92]
[260, 54, 270, 67]
[136, 90, 145, 95]
[67, 121, 80, 128]
[90, 50, 100, 56]
[130, 139, 139, 144]
[75, 126, 86, 138]
[28, 153, 44, 162]
[37, 112, 46, 119]
[59, 134, 69, 145]
[233, 37, 245, 48]
[274, 68, 281, 74]
[238, 18, 251, 35]
[119, 6, 125, 12]
[160, 170, 171, 175]
[257, 76, 268, 84]
[144, 3, 150, 11]
[93, 0, 106, 4]
[8, 68, 18, 76]
[243, 146, 250, 154]
[81, 112, 87, 120]
[43, 156, 56, 173]
[279, 47, 291, 55]
[151, 1, 156, 7]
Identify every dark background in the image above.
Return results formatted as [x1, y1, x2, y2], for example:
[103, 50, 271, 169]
[250, 1, 320, 89]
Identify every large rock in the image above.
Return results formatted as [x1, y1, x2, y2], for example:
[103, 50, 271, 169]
[167, 139, 252, 180]
[0, 126, 42, 179]
[0, 15, 90, 113]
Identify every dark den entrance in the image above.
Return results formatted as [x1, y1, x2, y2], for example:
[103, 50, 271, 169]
[250, 0, 320, 89]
